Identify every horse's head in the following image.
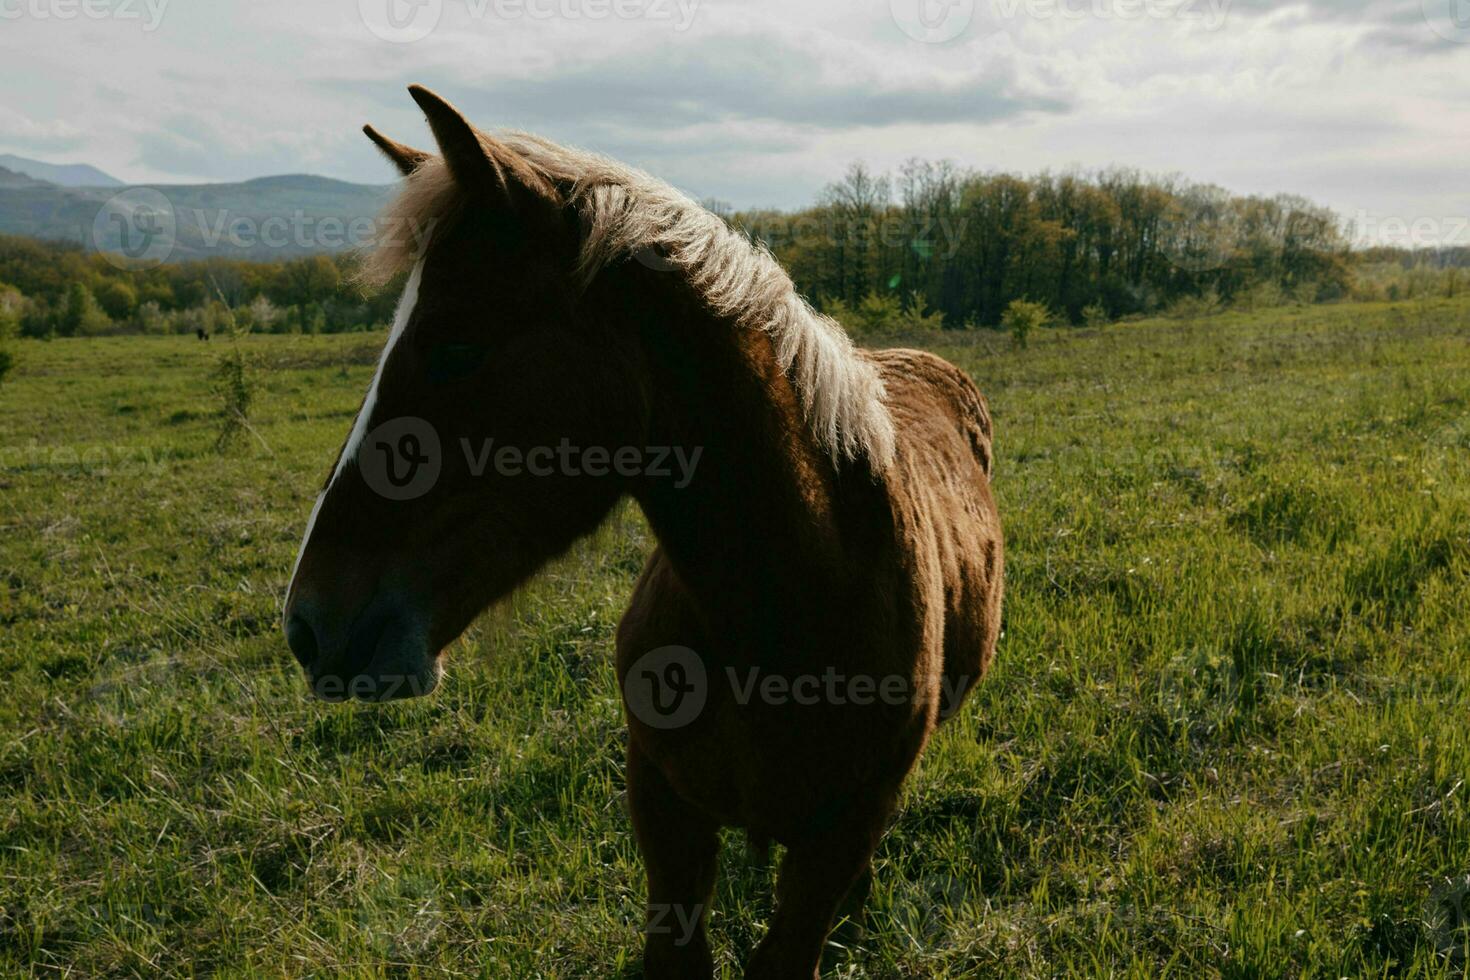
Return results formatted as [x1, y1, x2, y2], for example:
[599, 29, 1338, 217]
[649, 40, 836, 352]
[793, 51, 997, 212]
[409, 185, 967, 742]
[283, 86, 639, 701]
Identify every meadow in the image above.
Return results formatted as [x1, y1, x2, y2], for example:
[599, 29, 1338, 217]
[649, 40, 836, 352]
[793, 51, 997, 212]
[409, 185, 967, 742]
[1, 298, 1468, 977]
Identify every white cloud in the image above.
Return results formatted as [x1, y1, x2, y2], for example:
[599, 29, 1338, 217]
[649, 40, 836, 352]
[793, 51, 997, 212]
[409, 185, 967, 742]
[0, 0, 1466, 239]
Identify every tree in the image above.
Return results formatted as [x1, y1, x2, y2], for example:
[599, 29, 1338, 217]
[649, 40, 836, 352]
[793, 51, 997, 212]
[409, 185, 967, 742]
[0, 284, 15, 387]
[0, 282, 24, 338]
[854, 291, 902, 335]
[242, 295, 281, 333]
[95, 279, 139, 320]
[273, 255, 340, 324]
[1002, 299, 1051, 349]
[899, 292, 946, 332]
[60, 283, 111, 336]
[818, 163, 893, 307]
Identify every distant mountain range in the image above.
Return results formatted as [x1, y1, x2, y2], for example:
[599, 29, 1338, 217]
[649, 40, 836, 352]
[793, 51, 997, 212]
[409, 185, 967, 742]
[0, 156, 392, 262]
[0, 154, 122, 188]
[0, 166, 50, 191]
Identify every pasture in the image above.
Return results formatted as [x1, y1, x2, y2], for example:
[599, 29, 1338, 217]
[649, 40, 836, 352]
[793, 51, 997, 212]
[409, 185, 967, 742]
[2, 299, 1469, 977]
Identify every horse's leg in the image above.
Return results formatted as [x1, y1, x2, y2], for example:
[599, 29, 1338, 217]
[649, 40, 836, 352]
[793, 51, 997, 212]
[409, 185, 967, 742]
[628, 743, 720, 979]
[744, 812, 889, 980]
[829, 864, 873, 951]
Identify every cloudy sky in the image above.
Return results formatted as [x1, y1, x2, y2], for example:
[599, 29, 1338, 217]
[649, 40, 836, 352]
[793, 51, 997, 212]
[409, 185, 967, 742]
[2, 0, 1469, 243]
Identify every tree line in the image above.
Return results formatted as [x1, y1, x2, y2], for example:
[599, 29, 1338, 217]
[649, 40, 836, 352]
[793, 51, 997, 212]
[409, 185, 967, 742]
[0, 237, 395, 339]
[727, 163, 1369, 328]
[1, 162, 1466, 341]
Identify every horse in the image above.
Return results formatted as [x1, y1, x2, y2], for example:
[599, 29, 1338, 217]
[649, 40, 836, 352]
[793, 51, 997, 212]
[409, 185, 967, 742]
[283, 84, 1004, 978]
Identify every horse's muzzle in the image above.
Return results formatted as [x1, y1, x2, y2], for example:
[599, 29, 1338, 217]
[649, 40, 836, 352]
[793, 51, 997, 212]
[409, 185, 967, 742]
[284, 595, 440, 702]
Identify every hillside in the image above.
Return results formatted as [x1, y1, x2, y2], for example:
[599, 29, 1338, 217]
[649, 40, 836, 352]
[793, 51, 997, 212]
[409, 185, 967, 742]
[0, 154, 121, 188]
[0, 165, 49, 190]
[0, 173, 392, 261]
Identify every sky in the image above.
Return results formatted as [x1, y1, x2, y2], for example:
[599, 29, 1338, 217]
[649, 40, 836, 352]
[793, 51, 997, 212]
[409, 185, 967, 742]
[2, 0, 1469, 245]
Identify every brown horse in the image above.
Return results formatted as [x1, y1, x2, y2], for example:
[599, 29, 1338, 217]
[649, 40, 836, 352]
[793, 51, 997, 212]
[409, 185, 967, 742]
[284, 85, 1003, 978]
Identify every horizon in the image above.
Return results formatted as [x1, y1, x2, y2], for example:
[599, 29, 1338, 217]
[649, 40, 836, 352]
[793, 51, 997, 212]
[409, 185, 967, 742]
[1, 143, 1464, 254]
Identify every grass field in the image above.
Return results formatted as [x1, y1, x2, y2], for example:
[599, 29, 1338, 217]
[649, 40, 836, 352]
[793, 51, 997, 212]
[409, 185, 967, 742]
[2, 299, 1469, 977]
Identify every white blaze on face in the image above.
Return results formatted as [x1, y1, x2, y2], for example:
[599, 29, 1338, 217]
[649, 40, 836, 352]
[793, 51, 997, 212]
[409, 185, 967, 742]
[286, 258, 426, 602]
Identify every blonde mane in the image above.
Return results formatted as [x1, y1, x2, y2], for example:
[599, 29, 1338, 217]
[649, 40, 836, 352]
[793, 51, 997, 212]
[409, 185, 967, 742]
[362, 132, 896, 466]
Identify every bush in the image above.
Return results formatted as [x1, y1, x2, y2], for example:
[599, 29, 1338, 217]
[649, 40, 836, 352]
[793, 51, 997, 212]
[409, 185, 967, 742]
[95, 279, 139, 320]
[819, 295, 853, 326]
[1288, 279, 1323, 305]
[1001, 299, 1051, 349]
[1081, 302, 1110, 329]
[0, 348, 12, 388]
[0, 283, 23, 339]
[855, 291, 903, 335]
[1232, 280, 1285, 312]
[824, 291, 910, 337]
[132, 301, 168, 335]
[20, 296, 54, 339]
[899, 292, 945, 332]
[60, 283, 112, 336]
[1165, 287, 1222, 321]
[242, 296, 281, 333]
[209, 308, 258, 452]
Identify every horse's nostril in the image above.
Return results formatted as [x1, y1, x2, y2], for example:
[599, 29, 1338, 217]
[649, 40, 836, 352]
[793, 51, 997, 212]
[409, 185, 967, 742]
[285, 613, 319, 669]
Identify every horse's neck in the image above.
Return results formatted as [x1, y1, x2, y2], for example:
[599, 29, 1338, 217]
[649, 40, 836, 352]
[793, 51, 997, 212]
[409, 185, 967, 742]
[610, 268, 857, 610]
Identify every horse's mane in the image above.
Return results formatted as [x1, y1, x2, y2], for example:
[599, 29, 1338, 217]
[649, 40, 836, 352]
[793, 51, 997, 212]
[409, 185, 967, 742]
[361, 132, 895, 466]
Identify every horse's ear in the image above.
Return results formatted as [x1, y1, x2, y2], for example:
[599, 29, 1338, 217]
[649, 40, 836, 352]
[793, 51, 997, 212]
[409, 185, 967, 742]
[362, 124, 428, 177]
[406, 84, 558, 214]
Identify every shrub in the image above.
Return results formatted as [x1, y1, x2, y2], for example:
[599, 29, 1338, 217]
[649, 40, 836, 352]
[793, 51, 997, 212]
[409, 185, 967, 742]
[209, 305, 259, 452]
[1232, 280, 1285, 312]
[61, 283, 112, 336]
[1001, 299, 1051, 349]
[95, 279, 139, 320]
[1165, 287, 1222, 321]
[899, 292, 945, 332]
[243, 296, 281, 333]
[1288, 279, 1323, 305]
[132, 301, 168, 335]
[819, 295, 853, 326]
[20, 296, 54, 339]
[0, 348, 12, 388]
[0, 283, 23, 339]
[855, 291, 903, 335]
[1081, 302, 1110, 329]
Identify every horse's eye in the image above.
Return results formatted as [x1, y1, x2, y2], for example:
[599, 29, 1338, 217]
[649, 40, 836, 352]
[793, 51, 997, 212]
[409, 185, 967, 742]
[427, 343, 489, 383]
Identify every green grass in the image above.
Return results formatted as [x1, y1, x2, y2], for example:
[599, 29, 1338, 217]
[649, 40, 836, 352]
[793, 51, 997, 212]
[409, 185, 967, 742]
[1, 299, 1468, 977]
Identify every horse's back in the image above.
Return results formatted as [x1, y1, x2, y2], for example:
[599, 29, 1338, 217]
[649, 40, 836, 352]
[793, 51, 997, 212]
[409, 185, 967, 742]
[868, 347, 1004, 721]
[867, 346, 994, 476]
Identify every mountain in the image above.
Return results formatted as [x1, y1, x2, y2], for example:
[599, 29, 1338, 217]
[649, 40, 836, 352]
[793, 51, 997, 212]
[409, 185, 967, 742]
[0, 173, 394, 262]
[0, 154, 122, 188]
[0, 166, 49, 190]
